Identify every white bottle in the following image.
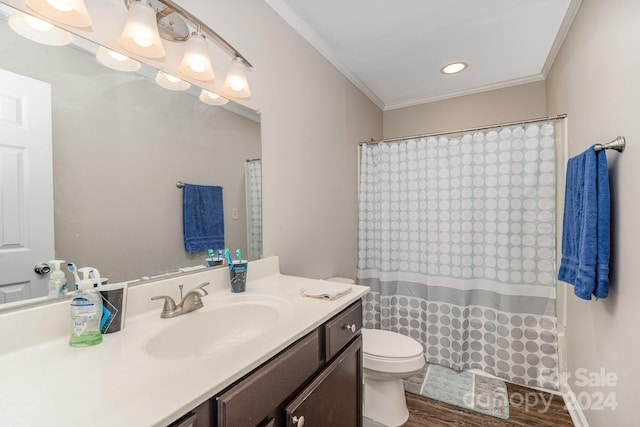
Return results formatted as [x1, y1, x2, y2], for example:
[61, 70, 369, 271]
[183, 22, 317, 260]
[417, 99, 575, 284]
[47, 260, 68, 298]
[69, 270, 102, 347]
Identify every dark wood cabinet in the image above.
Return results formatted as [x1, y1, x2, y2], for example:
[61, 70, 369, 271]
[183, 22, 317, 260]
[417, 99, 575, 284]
[216, 330, 322, 426]
[284, 335, 363, 427]
[168, 300, 363, 427]
[167, 399, 213, 427]
[323, 300, 363, 361]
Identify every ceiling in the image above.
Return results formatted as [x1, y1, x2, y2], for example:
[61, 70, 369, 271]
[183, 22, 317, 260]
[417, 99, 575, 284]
[266, 0, 581, 111]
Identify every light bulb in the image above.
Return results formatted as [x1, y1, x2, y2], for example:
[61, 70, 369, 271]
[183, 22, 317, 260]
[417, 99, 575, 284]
[199, 90, 229, 106]
[133, 36, 152, 48]
[155, 72, 190, 91]
[221, 57, 251, 99]
[118, 0, 165, 59]
[229, 76, 245, 92]
[441, 62, 468, 75]
[47, 0, 73, 12]
[96, 46, 141, 72]
[26, 0, 92, 28]
[108, 50, 129, 62]
[178, 32, 214, 81]
[190, 60, 206, 73]
[9, 10, 72, 46]
[25, 15, 54, 31]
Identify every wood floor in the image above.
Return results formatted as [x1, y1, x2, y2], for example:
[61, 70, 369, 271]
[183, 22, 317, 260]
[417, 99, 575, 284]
[403, 383, 574, 427]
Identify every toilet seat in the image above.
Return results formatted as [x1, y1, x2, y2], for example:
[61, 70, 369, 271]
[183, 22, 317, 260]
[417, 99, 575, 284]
[362, 329, 423, 357]
[362, 329, 425, 374]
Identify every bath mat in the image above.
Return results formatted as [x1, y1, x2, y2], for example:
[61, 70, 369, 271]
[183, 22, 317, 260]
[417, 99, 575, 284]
[404, 364, 509, 419]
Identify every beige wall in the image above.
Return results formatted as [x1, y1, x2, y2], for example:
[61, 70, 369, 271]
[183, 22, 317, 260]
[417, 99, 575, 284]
[181, 0, 383, 280]
[383, 81, 547, 139]
[547, 0, 640, 425]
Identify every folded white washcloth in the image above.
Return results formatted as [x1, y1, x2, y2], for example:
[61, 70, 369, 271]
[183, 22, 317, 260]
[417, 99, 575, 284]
[301, 282, 353, 301]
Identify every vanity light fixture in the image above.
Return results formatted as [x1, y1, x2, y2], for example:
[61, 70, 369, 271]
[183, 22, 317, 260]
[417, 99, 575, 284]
[11, 0, 254, 98]
[199, 89, 229, 106]
[8, 10, 72, 46]
[441, 61, 468, 75]
[96, 46, 141, 72]
[119, 0, 253, 97]
[119, 0, 166, 59]
[221, 57, 251, 99]
[178, 30, 214, 81]
[155, 71, 191, 91]
[25, 0, 92, 28]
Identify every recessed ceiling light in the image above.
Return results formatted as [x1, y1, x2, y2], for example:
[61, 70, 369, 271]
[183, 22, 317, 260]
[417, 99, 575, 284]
[441, 62, 468, 75]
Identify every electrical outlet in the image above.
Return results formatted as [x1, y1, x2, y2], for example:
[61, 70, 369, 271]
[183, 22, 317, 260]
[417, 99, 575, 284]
[232, 208, 239, 220]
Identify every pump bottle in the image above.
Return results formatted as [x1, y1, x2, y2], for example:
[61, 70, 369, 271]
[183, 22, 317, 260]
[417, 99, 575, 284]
[69, 270, 103, 347]
[47, 260, 68, 297]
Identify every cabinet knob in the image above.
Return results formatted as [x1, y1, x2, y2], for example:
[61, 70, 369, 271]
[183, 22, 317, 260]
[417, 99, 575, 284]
[344, 324, 356, 333]
[292, 415, 305, 426]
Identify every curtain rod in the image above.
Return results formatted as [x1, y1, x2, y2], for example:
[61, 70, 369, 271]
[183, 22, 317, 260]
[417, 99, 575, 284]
[359, 114, 568, 146]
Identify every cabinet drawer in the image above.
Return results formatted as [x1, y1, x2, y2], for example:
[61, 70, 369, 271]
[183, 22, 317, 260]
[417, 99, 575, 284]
[324, 300, 362, 361]
[216, 329, 321, 427]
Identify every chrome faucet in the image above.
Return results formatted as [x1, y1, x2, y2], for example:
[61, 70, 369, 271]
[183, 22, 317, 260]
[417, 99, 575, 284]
[151, 282, 210, 318]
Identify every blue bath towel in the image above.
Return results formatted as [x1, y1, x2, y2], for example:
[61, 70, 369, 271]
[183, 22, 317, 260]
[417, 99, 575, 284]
[558, 146, 610, 299]
[182, 184, 225, 253]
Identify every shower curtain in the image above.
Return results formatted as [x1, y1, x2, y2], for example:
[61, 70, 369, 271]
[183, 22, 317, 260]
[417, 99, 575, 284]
[245, 159, 263, 260]
[357, 122, 560, 390]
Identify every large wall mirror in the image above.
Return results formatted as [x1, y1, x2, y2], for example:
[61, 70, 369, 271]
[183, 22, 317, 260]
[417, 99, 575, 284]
[0, 1, 262, 308]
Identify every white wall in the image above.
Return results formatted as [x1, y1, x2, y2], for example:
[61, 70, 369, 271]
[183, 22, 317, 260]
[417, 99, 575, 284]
[546, 0, 640, 425]
[178, 0, 383, 280]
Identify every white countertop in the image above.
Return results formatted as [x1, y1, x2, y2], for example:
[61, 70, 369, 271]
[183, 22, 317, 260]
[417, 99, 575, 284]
[0, 258, 368, 426]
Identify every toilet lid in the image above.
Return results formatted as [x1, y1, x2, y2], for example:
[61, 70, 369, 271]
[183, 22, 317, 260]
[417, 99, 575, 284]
[362, 329, 423, 358]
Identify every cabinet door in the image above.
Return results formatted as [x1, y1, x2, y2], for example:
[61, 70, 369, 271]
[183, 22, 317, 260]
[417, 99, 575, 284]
[284, 335, 362, 427]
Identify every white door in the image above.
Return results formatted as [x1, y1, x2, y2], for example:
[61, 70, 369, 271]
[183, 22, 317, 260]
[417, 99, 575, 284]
[0, 68, 54, 304]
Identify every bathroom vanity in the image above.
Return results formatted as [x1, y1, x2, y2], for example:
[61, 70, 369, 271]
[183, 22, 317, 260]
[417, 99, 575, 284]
[0, 257, 368, 426]
[172, 300, 363, 426]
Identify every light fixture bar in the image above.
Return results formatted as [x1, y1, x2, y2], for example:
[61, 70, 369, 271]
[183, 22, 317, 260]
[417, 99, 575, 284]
[141, 0, 252, 69]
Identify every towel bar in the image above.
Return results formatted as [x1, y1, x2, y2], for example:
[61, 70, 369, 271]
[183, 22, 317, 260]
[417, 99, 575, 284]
[594, 136, 625, 152]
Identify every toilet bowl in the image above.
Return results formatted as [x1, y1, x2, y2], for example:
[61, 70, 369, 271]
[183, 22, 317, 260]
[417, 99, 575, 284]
[362, 329, 425, 427]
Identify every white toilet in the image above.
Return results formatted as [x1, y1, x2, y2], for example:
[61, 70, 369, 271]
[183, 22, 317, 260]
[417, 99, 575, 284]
[362, 329, 425, 426]
[324, 277, 425, 426]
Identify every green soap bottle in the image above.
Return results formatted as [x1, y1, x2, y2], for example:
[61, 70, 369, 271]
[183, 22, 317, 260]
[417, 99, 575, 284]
[69, 271, 102, 347]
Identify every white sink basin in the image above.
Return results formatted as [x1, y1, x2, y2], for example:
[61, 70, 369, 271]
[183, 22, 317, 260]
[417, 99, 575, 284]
[146, 295, 291, 360]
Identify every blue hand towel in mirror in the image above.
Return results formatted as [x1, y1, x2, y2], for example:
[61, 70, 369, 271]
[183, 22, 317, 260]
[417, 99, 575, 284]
[182, 184, 225, 253]
[558, 146, 610, 299]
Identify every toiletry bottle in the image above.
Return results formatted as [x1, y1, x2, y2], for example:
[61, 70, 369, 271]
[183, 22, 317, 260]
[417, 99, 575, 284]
[47, 260, 68, 297]
[69, 270, 103, 347]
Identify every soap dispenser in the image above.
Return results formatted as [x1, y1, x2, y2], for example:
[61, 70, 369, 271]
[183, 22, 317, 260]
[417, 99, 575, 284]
[69, 269, 103, 347]
[47, 260, 68, 297]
